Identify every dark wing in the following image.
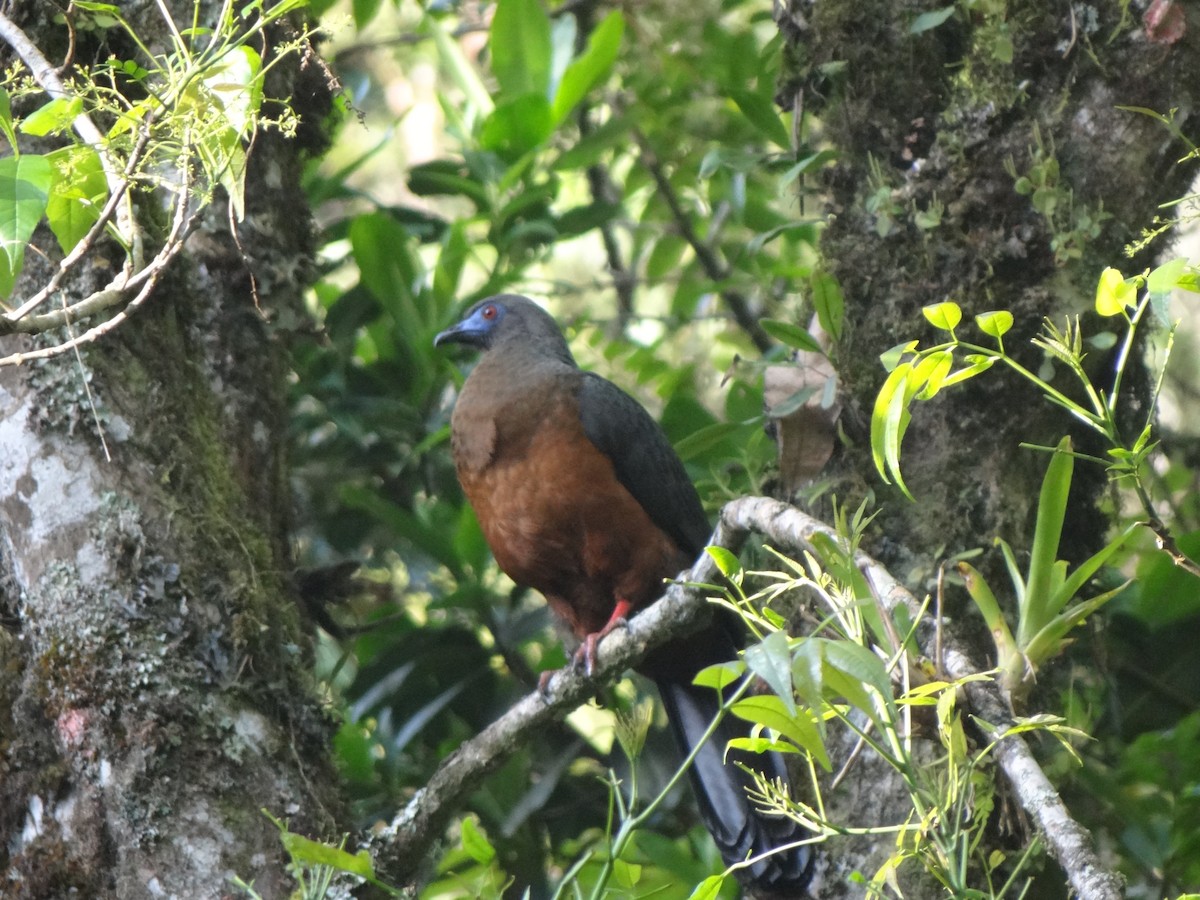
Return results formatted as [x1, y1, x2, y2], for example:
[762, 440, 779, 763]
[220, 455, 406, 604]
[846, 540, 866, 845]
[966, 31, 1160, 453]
[577, 372, 711, 557]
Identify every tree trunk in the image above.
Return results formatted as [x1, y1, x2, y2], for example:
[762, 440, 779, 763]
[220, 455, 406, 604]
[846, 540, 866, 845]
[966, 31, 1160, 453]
[0, 4, 341, 898]
[775, 0, 1200, 891]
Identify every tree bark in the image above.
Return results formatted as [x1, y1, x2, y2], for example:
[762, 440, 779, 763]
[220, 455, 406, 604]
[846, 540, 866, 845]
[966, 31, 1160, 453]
[0, 4, 340, 898]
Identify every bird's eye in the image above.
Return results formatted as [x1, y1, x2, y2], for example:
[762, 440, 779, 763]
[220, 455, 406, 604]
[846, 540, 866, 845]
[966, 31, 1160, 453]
[481, 304, 497, 320]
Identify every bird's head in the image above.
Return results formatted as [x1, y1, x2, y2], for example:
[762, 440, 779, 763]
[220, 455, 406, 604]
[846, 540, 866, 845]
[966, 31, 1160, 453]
[434, 294, 574, 364]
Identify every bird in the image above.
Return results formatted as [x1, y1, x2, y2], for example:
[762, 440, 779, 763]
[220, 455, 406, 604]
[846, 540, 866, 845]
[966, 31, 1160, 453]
[435, 294, 814, 894]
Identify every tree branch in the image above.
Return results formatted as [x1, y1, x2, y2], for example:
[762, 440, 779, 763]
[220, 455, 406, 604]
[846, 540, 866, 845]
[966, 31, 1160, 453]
[371, 497, 1123, 900]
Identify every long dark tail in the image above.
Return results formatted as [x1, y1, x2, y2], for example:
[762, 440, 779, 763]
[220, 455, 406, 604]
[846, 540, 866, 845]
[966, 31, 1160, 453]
[656, 676, 814, 895]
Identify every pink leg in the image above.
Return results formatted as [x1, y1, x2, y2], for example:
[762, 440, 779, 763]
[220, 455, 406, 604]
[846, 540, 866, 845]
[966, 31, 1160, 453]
[574, 597, 633, 676]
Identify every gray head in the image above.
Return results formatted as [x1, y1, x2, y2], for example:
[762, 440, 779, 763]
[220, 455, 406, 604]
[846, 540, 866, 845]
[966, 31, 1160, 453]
[434, 295, 575, 365]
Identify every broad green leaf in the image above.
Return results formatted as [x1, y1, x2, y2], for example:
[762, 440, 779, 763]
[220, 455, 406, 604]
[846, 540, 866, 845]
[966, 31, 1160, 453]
[879, 340, 918, 373]
[975, 309, 1013, 339]
[922, 301, 962, 332]
[672, 420, 741, 461]
[823, 639, 892, 701]
[812, 271, 844, 341]
[203, 44, 263, 138]
[460, 817, 496, 865]
[480, 94, 554, 157]
[1095, 266, 1135, 316]
[45, 145, 107, 254]
[729, 90, 792, 149]
[1148, 256, 1188, 298]
[745, 630, 796, 714]
[490, 0, 552, 100]
[693, 660, 745, 690]
[760, 318, 822, 352]
[19, 97, 83, 137]
[910, 5, 956, 33]
[645, 234, 688, 280]
[551, 11, 624, 125]
[730, 694, 829, 769]
[0, 154, 52, 297]
[913, 350, 954, 400]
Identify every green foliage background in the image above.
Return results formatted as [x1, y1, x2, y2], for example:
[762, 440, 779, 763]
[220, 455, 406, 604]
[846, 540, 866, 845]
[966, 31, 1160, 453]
[285, 1, 1200, 896]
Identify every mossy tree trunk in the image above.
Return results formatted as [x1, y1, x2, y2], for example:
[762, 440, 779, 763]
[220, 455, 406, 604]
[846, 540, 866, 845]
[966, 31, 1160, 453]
[0, 4, 341, 898]
[775, 0, 1200, 891]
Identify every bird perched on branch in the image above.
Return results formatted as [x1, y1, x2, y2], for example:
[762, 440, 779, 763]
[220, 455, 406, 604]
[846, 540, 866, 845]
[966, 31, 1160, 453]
[435, 294, 813, 894]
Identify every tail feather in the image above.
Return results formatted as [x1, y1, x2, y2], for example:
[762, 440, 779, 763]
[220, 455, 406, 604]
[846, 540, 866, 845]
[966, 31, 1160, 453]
[657, 677, 814, 894]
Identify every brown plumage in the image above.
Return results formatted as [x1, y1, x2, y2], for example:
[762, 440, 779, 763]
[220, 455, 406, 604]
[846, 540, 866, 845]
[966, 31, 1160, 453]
[436, 295, 814, 893]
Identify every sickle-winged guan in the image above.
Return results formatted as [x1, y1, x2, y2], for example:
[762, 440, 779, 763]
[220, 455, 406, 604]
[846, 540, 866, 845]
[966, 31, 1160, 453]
[435, 294, 814, 893]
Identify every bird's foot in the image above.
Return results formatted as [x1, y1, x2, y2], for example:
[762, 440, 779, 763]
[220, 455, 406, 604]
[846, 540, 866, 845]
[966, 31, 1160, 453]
[571, 615, 629, 676]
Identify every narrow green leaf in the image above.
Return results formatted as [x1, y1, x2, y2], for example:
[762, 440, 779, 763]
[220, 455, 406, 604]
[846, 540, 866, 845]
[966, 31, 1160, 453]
[0, 89, 16, 153]
[551, 11, 624, 125]
[729, 90, 792, 149]
[922, 301, 962, 332]
[278, 830, 376, 878]
[490, 0, 552, 100]
[913, 350, 954, 400]
[812, 271, 844, 341]
[0, 154, 52, 297]
[686, 875, 727, 900]
[910, 5, 956, 33]
[1019, 437, 1073, 645]
[705, 545, 742, 579]
[673, 420, 740, 461]
[879, 340, 918, 373]
[870, 362, 916, 499]
[761, 318, 822, 352]
[939, 354, 996, 389]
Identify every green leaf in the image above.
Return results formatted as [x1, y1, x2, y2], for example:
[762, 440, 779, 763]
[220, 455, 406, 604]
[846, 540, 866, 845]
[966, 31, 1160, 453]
[812, 271, 844, 341]
[1147, 256, 1188, 298]
[352, 0, 383, 29]
[705, 545, 742, 579]
[490, 0, 552, 100]
[19, 96, 83, 137]
[922, 301, 962, 332]
[693, 660, 745, 690]
[729, 90, 792, 149]
[460, 817, 496, 865]
[975, 309, 1013, 339]
[870, 362, 916, 499]
[203, 44, 263, 138]
[1018, 437, 1073, 646]
[278, 830, 376, 878]
[879, 340, 918, 373]
[909, 5, 956, 33]
[686, 875, 727, 900]
[645, 234, 688, 280]
[0, 89, 15, 153]
[0, 154, 52, 297]
[551, 11, 624, 125]
[760, 318, 822, 352]
[939, 353, 996, 388]
[45, 145, 107, 254]
[730, 694, 828, 768]
[1095, 266, 1136, 316]
[744, 630, 796, 714]
[913, 349, 954, 400]
[481, 94, 554, 157]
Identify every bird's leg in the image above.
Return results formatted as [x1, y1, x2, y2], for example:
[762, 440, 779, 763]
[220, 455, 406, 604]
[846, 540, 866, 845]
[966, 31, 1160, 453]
[574, 597, 633, 676]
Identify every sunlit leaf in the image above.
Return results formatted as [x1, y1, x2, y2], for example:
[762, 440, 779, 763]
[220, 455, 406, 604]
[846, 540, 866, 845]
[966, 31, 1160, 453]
[922, 301, 962, 332]
[975, 309, 1013, 339]
[1095, 266, 1136, 316]
[490, 0, 552, 100]
[551, 11, 623, 125]
[0, 153, 52, 297]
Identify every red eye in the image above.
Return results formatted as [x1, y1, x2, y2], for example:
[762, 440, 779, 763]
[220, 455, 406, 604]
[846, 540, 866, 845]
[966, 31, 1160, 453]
[481, 304, 497, 320]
